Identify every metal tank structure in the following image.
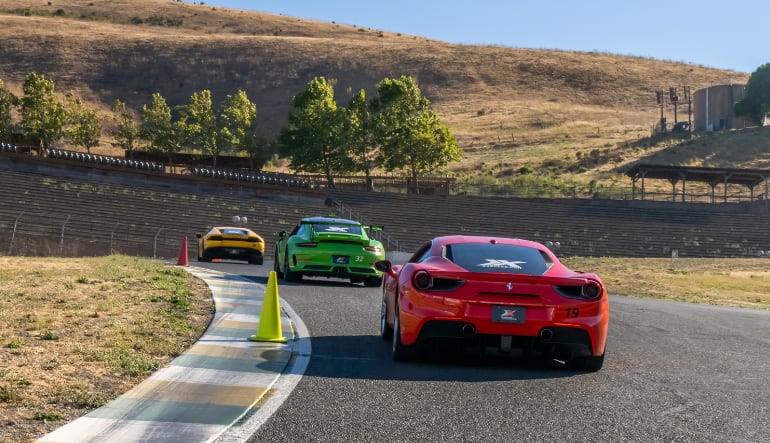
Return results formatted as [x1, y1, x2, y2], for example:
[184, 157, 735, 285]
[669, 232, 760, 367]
[693, 84, 751, 132]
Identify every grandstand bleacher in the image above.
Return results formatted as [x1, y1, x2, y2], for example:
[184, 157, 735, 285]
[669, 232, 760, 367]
[2, 146, 770, 260]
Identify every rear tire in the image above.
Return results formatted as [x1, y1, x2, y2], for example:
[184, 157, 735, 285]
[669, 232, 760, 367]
[274, 250, 283, 278]
[283, 251, 302, 282]
[392, 304, 413, 361]
[570, 353, 605, 372]
[380, 294, 393, 341]
[248, 256, 264, 265]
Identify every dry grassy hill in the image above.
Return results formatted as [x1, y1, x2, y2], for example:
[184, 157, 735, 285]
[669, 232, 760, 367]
[0, 0, 763, 190]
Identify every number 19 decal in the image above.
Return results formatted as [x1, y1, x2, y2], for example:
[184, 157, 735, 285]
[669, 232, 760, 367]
[566, 308, 579, 318]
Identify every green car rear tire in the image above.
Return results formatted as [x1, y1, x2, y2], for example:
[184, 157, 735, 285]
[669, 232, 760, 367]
[274, 250, 283, 278]
[283, 251, 302, 282]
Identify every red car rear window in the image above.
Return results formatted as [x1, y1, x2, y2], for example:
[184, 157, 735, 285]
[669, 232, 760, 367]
[445, 243, 551, 275]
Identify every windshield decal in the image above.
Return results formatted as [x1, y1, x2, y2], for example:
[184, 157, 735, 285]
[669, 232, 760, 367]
[477, 259, 526, 270]
[323, 226, 350, 233]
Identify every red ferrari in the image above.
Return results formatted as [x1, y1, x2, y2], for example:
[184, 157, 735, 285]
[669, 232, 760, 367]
[375, 235, 608, 371]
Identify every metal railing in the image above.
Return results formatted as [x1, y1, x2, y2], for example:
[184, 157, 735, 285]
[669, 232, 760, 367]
[5, 143, 770, 206]
[328, 200, 402, 252]
[3, 214, 188, 259]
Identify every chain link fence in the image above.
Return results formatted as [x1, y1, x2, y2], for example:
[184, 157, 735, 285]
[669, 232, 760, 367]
[1, 212, 191, 260]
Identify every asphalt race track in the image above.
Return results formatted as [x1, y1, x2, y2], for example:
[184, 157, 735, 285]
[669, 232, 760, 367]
[203, 261, 770, 443]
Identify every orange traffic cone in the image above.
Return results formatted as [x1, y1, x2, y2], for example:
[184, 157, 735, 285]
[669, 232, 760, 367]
[176, 236, 189, 267]
[250, 271, 288, 343]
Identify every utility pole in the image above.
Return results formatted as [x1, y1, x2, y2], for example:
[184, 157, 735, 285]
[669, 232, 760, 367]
[682, 86, 692, 133]
[670, 87, 679, 126]
[656, 90, 667, 133]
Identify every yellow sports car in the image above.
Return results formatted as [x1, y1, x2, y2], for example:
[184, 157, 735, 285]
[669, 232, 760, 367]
[196, 226, 265, 264]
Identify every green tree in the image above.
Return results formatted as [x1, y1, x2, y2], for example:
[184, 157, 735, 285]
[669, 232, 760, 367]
[346, 89, 379, 191]
[65, 93, 101, 154]
[140, 93, 179, 164]
[0, 79, 18, 141]
[20, 72, 66, 149]
[279, 76, 353, 187]
[735, 63, 770, 126]
[169, 118, 189, 169]
[185, 90, 219, 166]
[111, 99, 140, 159]
[218, 89, 258, 162]
[373, 76, 462, 193]
[241, 134, 278, 170]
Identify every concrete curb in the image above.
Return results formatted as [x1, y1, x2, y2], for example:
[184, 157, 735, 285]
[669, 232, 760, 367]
[36, 267, 300, 443]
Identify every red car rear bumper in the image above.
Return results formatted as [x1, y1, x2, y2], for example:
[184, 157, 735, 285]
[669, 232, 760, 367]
[399, 294, 608, 356]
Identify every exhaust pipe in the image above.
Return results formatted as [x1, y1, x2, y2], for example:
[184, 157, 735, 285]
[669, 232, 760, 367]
[539, 328, 554, 340]
[461, 323, 476, 338]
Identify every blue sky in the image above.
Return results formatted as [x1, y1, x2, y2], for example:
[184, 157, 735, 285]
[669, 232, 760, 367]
[200, 0, 766, 74]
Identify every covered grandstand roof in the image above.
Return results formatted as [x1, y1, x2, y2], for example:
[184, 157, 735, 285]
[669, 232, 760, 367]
[625, 164, 770, 188]
[625, 164, 770, 202]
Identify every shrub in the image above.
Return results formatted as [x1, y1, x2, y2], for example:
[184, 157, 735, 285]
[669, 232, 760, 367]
[518, 165, 534, 175]
[5, 338, 24, 349]
[34, 412, 65, 421]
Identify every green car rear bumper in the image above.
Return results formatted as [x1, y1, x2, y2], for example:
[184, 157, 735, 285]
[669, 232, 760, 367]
[288, 245, 384, 278]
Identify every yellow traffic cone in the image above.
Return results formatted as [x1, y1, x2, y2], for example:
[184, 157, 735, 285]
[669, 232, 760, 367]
[249, 271, 288, 343]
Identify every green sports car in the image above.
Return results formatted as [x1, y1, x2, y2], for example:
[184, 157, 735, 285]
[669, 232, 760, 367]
[274, 216, 386, 287]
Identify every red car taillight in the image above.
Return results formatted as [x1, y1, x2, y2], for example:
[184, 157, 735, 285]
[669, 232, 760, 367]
[582, 282, 602, 300]
[296, 242, 318, 248]
[413, 271, 432, 290]
[554, 281, 604, 300]
[411, 271, 465, 292]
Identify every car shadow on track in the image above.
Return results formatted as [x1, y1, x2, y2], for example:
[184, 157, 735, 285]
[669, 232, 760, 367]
[296, 334, 586, 382]
[238, 274, 587, 382]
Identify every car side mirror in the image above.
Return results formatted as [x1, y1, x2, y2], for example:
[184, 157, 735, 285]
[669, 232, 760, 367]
[196, 233, 202, 238]
[375, 260, 399, 278]
[278, 231, 286, 238]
